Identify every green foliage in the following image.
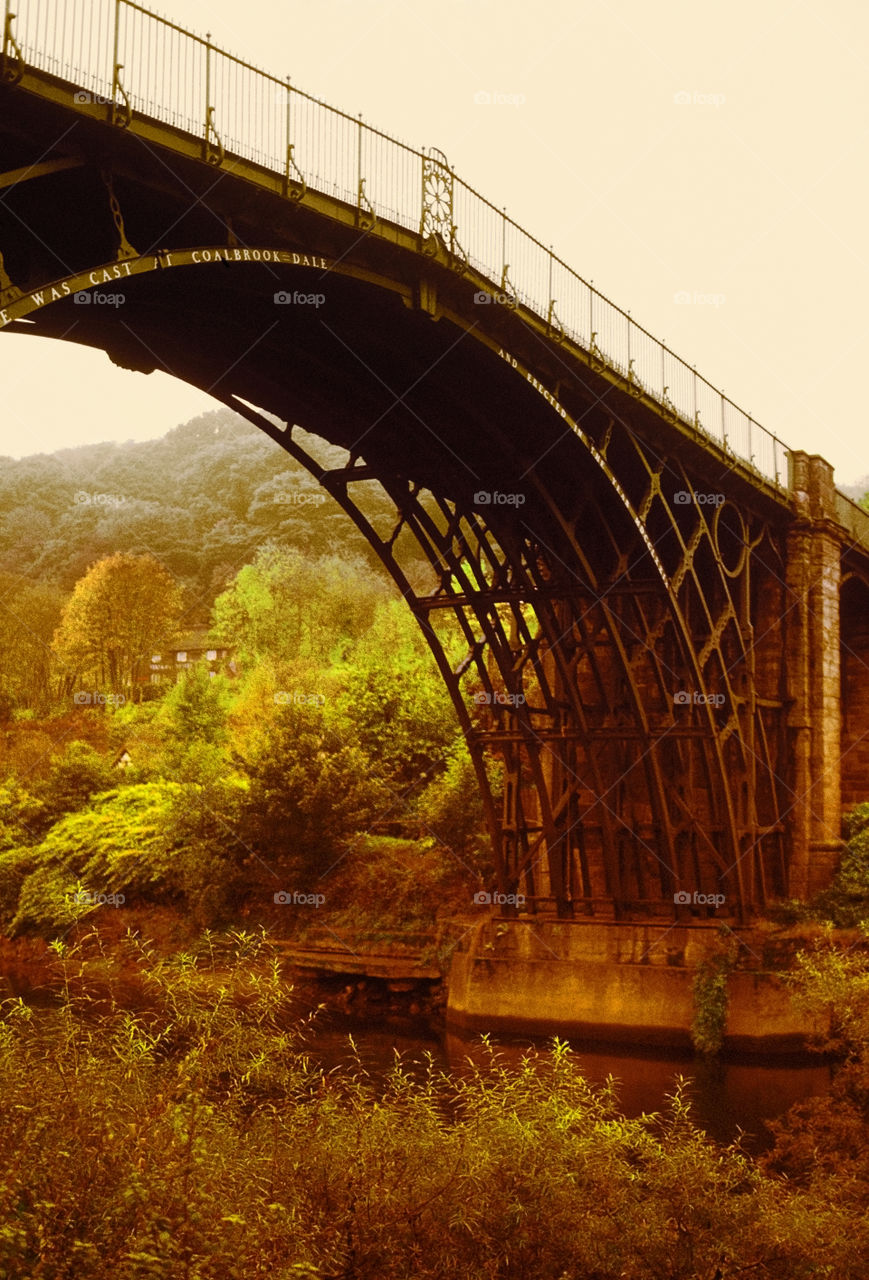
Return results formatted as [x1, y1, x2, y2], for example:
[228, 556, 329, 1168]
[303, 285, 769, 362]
[1, 936, 867, 1278]
[784, 803, 869, 928]
[0, 847, 38, 922]
[0, 574, 65, 713]
[0, 410, 388, 600]
[6, 781, 247, 934]
[298, 834, 476, 942]
[691, 940, 737, 1055]
[339, 599, 459, 793]
[0, 779, 46, 849]
[237, 698, 384, 882]
[157, 664, 229, 748]
[35, 740, 117, 830]
[0, 414, 496, 943]
[761, 929, 869, 1202]
[416, 736, 497, 867]
[212, 543, 389, 668]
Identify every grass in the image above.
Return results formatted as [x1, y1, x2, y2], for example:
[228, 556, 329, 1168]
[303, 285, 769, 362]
[0, 928, 867, 1278]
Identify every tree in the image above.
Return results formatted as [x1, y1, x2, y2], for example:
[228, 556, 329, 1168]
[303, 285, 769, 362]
[52, 553, 182, 704]
[236, 697, 385, 881]
[158, 663, 229, 748]
[0, 575, 66, 713]
[338, 599, 460, 795]
[35, 740, 116, 831]
[213, 544, 388, 669]
[416, 735, 496, 866]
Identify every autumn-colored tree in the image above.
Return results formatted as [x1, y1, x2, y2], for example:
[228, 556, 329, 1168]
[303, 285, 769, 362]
[52, 553, 182, 704]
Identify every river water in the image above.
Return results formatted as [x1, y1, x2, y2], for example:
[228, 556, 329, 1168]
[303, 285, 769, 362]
[303, 1008, 831, 1152]
[0, 959, 831, 1152]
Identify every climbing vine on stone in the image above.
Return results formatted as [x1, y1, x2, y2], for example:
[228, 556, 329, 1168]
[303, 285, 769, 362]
[692, 942, 738, 1055]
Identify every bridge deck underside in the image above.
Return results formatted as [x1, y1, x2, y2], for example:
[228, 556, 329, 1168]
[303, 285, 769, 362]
[0, 75, 814, 921]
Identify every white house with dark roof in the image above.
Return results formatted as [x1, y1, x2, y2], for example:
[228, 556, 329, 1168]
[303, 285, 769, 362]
[139, 627, 236, 690]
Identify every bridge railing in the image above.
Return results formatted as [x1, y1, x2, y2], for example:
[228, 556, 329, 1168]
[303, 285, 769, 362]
[5, 0, 790, 489]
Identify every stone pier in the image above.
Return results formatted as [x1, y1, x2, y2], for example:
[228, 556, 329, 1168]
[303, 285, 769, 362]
[447, 918, 826, 1054]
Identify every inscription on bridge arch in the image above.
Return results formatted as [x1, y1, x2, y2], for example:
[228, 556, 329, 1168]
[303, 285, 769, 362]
[0, 247, 333, 328]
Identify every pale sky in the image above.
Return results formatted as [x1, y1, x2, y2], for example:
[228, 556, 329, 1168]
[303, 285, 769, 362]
[1, 0, 867, 487]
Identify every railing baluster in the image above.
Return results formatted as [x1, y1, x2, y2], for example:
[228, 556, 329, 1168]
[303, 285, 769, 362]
[284, 74, 291, 192]
[203, 28, 210, 153]
[693, 367, 698, 427]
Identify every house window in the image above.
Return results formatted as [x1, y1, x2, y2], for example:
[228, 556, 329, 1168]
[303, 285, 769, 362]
[176, 651, 187, 663]
[206, 649, 217, 661]
[151, 654, 161, 664]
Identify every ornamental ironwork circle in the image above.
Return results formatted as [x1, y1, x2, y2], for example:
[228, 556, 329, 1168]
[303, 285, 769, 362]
[713, 501, 749, 577]
[422, 148, 454, 246]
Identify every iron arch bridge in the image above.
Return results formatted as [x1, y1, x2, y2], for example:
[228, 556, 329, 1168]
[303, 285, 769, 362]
[2, 0, 868, 924]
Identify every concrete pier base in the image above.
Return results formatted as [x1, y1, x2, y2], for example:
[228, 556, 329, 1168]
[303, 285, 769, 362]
[446, 918, 825, 1054]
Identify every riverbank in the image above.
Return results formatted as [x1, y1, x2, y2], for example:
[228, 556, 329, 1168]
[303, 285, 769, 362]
[447, 916, 845, 1054]
[0, 919, 839, 1153]
[0, 928, 866, 1279]
[1, 909, 855, 1054]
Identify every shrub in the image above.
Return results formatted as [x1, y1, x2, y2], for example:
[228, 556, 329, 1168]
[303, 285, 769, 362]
[290, 834, 477, 943]
[1, 936, 868, 1278]
[36, 740, 117, 829]
[0, 780, 45, 850]
[761, 929, 869, 1203]
[8, 781, 248, 935]
[236, 698, 385, 880]
[415, 737, 496, 870]
[0, 848, 38, 926]
[691, 937, 738, 1055]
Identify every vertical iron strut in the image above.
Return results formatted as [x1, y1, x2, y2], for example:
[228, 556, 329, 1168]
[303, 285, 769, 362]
[203, 33, 224, 166]
[2, 3, 23, 84]
[101, 170, 138, 260]
[110, 0, 131, 127]
[282, 77, 306, 201]
[0, 248, 20, 304]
